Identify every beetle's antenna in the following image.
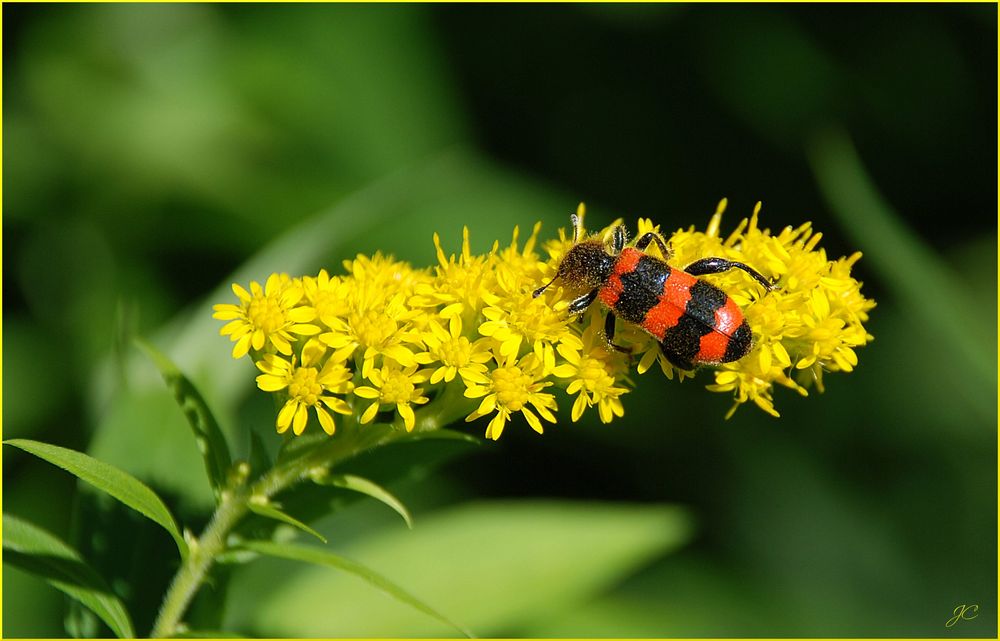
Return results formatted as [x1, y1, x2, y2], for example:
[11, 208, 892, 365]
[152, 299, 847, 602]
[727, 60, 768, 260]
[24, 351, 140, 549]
[571, 202, 586, 243]
[532, 275, 557, 298]
[570, 214, 582, 244]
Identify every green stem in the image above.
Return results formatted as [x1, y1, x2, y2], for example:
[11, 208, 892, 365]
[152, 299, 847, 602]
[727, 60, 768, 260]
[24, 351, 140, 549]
[149, 420, 398, 638]
[149, 489, 250, 638]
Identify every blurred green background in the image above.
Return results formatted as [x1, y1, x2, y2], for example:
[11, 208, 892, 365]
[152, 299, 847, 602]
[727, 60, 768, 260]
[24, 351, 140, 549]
[3, 3, 996, 637]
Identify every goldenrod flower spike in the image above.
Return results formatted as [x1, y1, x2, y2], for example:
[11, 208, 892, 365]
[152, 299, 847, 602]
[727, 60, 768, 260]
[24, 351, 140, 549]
[217, 202, 873, 436]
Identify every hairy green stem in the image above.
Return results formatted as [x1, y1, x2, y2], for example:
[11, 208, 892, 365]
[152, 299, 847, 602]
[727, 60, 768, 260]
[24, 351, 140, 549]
[149, 377, 474, 637]
[149, 419, 397, 637]
[149, 488, 250, 638]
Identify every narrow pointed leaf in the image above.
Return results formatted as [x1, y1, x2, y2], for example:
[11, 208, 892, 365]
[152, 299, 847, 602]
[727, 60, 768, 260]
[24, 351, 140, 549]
[400, 428, 482, 446]
[247, 430, 272, 481]
[241, 540, 472, 638]
[247, 502, 328, 544]
[3, 514, 135, 638]
[136, 338, 233, 500]
[318, 474, 413, 529]
[4, 439, 187, 558]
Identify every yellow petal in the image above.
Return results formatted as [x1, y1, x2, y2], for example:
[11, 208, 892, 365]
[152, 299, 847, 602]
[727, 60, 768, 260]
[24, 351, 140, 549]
[598, 400, 612, 424]
[320, 397, 352, 415]
[440, 302, 464, 318]
[773, 342, 792, 368]
[276, 400, 297, 433]
[460, 369, 490, 385]
[464, 385, 489, 399]
[287, 307, 317, 323]
[758, 347, 772, 372]
[552, 364, 577, 379]
[500, 334, 521, 357]
[290, 323, 321, 336]
[486, 411, 507, 440]
[256, 374, 288, 392]
[398, 404, 416, 431]
[321, 332, 352, 349]
[636, 349, 657, 375]
[571, 393, 588, 422]
[232, 335, 252, 359]
[232, 283, 252, 302]
[521, 408, 543, 434]
[414, 352, 436, 365]
[478, 321, 502, 337]
[811, 288, 830, 318]
[292, 403, 309, 435]
[476, 394, 497, 416]
[533, 400, 558, 423]
[264, 273, 282, 297]
[360, 402, 380, 424]
[270, 333, 292, 355]
[449, 314, 462, 338]
[715, 371, 739, 385]
[316, 407, 336, 435]
[383, 345, 415, 366]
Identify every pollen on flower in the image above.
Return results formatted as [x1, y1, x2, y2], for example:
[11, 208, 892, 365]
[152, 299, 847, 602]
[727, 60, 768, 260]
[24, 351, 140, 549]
[213, 274, 320, 359]
[355, 363, 429, 432]
[216, 198, 873, 437]
[303, 269, 350, 329]
[415, 318, 492, 384]
[464, 354, 557, 440]
[254, 340, 352, 435]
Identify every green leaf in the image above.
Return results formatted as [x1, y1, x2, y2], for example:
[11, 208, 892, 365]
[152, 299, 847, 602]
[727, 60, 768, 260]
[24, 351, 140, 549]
[265, 425, 479, 536]
[247, 430, 273, 481]
[4, 439, 188, 558]
[397, 428, 482, 446]
[135, 338, 233, 501]
[807, 126, 995, 405]
[3, 514, 135, 638]
[317, 473, 413, 529]
[247, 501, 328, 544]
[225, 501, 692, 637]
[241, 540, 472, 638]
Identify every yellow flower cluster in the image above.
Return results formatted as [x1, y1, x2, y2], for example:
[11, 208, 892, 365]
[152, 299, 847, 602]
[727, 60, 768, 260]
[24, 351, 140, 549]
[663, 200, 875, 417]
[213, 201, 874, 437]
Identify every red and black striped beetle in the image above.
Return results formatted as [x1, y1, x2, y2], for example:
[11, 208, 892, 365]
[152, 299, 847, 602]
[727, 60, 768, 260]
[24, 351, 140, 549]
[533, 212, 777, 371]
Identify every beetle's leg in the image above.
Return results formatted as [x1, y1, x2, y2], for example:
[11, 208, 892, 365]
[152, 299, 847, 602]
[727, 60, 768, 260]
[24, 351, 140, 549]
[610, 225, 627, 255]
[634, 231, 673, 260]
[604, 312, 631, 353]
[684, 257, 777, 291]
[568, 288, 599, 314]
